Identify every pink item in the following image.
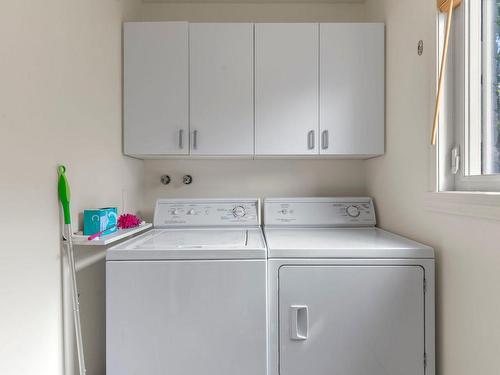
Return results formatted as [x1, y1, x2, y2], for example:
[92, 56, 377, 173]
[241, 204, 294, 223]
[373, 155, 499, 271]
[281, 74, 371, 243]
[88, 229, 108, 241]
[118, 213, 142, 229]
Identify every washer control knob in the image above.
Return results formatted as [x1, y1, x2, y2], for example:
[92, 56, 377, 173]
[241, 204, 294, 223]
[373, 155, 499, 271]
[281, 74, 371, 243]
[346, 205, 361, 218]
[232, 206, 246, 218]
[171, 209, 180, 215]
[280, 209, 288, 215]
[187, 209, 195, 215]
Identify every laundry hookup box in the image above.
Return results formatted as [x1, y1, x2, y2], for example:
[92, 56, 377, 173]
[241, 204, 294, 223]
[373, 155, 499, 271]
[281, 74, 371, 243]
[83, 207, 118, 236]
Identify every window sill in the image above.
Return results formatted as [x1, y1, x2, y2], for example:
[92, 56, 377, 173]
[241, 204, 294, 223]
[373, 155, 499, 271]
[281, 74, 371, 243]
[424, 191, 500, 221]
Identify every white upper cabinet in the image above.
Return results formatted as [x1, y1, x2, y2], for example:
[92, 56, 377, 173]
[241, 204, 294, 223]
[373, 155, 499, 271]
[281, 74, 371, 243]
[319, 23, 385, 156]
[123, 22, 385, 158]
[190, 23, 254, 155]
[255, 24, 319, 156]
[124, 22, 189, 156]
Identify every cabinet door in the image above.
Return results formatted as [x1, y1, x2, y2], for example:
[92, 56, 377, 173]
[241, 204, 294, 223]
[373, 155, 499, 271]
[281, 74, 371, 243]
[190, 23, 254, 155]
[255, 23, 319, 155]
[279, 266, 425, 375]
[320, 23, 384, 156]
[124, 22, 188, 156]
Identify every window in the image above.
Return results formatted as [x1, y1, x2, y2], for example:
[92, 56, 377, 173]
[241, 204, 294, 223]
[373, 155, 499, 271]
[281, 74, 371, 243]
[483, 0, 500, 174]
[469, 0, 500, 175]
[442, 0, 500, 191]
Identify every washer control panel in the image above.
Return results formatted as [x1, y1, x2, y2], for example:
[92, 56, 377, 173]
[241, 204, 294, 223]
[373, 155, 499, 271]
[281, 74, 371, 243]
[154, 199, 260, 227]
[264, 198, 376, 227]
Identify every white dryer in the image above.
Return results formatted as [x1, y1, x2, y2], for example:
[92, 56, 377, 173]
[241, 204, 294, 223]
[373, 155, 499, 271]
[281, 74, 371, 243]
[264, 197, 435, 375]
[106, 199, 267, 375]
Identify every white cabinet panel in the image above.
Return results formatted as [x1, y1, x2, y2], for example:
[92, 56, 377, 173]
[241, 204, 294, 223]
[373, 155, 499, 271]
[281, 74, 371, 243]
[107, 260, 267, 375]
[122, 22, 385, 159]
[255, 23, 319, 155]
[279, 265, 425, 375]
[320, 23, 384, 156]
[190, 23, 254, 155]
[124, 22, 188, 156]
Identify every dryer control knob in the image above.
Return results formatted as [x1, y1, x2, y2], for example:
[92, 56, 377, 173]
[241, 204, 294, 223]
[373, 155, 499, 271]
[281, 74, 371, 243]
[232, 206, 246, 218]
[346, 205, 361, 218]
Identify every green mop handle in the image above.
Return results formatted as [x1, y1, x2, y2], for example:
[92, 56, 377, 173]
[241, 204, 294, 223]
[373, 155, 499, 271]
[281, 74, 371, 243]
[58, 165, 71, 225]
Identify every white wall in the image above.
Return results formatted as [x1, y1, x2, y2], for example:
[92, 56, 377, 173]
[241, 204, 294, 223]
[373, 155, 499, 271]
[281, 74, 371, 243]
[365, 1, 500, 374]
[136, 2, 369, 219]
[0, 2, 369, 374]
[142, 159, 367, 219]
[136, 2, 367, 22]
[0, 1, 143, 374]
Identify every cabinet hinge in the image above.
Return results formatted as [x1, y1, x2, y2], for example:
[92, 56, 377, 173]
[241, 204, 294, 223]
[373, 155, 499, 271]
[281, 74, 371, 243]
[424, 352, 427, 369]
[423, 278, 427, 294]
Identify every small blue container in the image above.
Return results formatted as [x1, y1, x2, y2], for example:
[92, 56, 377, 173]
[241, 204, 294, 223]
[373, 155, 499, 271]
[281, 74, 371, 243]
[83, 207, 118, 236]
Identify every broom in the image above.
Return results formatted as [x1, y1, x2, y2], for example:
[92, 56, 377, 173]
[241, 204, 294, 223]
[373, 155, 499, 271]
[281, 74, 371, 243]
[431, 0, 463, 145]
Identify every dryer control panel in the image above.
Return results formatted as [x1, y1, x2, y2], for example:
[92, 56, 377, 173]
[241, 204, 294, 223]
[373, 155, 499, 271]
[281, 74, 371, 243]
[264, 198, 376, 227]
[154, 199, 260, 227]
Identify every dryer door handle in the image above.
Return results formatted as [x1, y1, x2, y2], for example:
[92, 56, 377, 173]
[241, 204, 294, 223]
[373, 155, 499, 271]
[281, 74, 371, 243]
[290, 305, 309, 341]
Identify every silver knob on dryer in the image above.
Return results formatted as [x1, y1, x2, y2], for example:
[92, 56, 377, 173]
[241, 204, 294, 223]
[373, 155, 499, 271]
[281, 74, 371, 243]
[232, 206, 246, 218]
[346, 205, 361, 218]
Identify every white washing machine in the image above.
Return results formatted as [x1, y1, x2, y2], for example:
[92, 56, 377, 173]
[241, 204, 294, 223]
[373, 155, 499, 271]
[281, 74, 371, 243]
[106, 199, 267, 375]
[264, 197, 435, 375]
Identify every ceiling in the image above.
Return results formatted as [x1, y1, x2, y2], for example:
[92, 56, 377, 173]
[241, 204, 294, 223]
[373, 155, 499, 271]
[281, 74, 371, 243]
[142, 0, 365, 3]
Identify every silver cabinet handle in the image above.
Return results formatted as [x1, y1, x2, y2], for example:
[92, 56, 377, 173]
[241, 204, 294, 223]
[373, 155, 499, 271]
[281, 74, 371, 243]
[321, 130, 329, 150]
[307, 130, 315, 150]
[290, 305, 309, 341]
[193, 130, 198, 150]
[178, 129, 184, 149]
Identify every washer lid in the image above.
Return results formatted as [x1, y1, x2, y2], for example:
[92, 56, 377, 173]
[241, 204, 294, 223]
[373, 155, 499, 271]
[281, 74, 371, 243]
[124, 229, 247, 249]
[264, 228, 434, 259]
[107, 228, 266, 260]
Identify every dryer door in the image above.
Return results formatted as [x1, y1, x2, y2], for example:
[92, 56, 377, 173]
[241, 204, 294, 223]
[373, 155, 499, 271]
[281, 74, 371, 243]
[279, 265, 425, 375]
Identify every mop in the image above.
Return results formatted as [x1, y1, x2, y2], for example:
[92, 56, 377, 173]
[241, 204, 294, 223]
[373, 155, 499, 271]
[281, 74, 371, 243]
[58, 165, 87, 375]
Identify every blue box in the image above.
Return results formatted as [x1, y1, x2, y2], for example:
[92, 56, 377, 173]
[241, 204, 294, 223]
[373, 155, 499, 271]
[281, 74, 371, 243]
[83, 207, 118, 236]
